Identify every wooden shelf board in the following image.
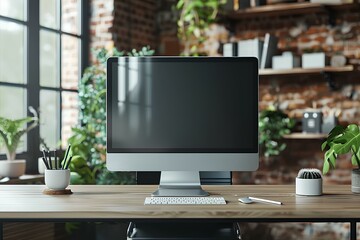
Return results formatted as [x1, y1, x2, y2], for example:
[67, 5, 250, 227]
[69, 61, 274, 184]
[259, 65, 354, 76]
[226, 2, 322, 19]
[283, 133, 327, 139]
[224, 2, 359, 19]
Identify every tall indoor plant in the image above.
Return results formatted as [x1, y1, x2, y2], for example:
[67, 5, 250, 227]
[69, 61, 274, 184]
[259, 107, 295, 158]
[67, 46, 154, 185]
[0, 107, 39, 177]
[322, 124, 360, 193]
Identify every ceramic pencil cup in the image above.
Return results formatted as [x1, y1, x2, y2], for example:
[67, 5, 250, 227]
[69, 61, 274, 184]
[45, 169, 70, 190]
[295, 168, 322, 196]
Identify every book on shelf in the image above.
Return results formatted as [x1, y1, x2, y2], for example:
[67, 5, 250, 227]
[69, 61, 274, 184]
[237, 38, 264, 62]
[260, 33, 278, 69]
[223, 42, 238, 57]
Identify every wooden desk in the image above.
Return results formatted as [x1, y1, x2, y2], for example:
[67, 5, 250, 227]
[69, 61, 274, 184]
[0, 185, 358, 239]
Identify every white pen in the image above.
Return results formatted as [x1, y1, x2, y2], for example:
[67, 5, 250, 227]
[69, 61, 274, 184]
[248, 197, 282, 205]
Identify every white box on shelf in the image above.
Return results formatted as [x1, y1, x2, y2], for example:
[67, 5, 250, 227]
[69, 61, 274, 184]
[272, 52, 300, 70]
[237, 38, 263, 60]
[302, 52, 328, 68]
[223, 42, 237, 57]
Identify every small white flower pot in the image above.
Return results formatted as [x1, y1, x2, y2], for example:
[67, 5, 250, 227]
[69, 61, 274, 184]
[296, 177, 322, 196]
[0, 160, 26, 178]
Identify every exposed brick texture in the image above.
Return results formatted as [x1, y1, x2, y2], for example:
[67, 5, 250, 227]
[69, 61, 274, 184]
[90, 0, 115, 56]
[228, 6, 360, 240]
[89, 0, 179, 57]
[87, 1, 360, 239]
[112, 0, 157, 51]
[61, 0, 80, 146]
[229, 7, 360, 187]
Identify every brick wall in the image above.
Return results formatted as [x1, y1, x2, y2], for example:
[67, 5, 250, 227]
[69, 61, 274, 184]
[229, 7, 360, 186]
[157, 0, 180, 55]
[89, 0, 114, 57]
[112, 0, 157, 52]
[87, 2, 360, 239]
[87, 0, 360, 192]
[89, 0, 179, 56]
[229, 6, 360, 240]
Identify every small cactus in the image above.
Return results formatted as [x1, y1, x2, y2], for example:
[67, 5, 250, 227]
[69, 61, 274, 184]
[297, 168, 322, 179]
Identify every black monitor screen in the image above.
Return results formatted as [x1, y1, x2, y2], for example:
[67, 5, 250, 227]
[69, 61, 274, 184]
[107, 57, 258, 153]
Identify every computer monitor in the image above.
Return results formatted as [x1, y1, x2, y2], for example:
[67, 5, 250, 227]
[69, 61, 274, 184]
[106, 57, 259, 196]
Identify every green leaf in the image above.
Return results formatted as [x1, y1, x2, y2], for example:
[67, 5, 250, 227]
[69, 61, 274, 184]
[321, 141, 328, 151]
[323, 159, 330, 174]
[176, 0, 184, 9]
[259, 109, 293, 157]
[327, 125, 345, 142]
[323, 149, 337, 174]
[351, 146, 360, 167]
[0, 110, 38, 160]
[331, 124, 360, 155]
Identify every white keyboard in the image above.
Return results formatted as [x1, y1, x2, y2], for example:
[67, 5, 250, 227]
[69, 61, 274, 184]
[144, 196, 226, 205]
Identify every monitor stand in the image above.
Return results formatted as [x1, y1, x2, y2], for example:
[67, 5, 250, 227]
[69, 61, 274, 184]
[151, 171, 209, 197]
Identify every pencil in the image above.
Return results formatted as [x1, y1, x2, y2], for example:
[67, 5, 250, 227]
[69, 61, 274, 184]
[42, 149, 47, 161]
[47, 151, 52, 170]
[54, 150, 57, 170]
[64, 156, 73, 170]
[42, 157, 49, 170]
[62, 145, 71, 169]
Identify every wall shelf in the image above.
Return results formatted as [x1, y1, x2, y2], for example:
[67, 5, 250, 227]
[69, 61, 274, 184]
[224, 2, 359, 20]
[283, 133, 327, 139]
[259, 65, 354, 76]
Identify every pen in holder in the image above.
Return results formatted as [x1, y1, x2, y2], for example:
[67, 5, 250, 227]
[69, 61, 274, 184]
[42, 145, 73, 195]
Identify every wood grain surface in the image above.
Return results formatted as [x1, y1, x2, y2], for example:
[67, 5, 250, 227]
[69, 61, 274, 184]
[0, 185, 358, 220]
[259, 66, 354, 76]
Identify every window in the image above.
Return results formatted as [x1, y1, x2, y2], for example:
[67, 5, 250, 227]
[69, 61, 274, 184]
[0, 0, 89, 173]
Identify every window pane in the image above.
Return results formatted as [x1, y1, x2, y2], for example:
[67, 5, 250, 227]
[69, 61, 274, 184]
[61, 91, 78, 148]
[62, 0, 80, 35]
[40, 30, 59, 87]
[0, 86, 26, 153]
[62, 35, 79, 90]
[0, 20, 25, 84]
[40, 90, 60, 150]
[0, 86, 26, 120]
[40, 0, 59, 29]
[0, 0, 26, 21]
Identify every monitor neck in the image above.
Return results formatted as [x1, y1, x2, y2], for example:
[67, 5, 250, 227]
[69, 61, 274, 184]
[151, 171, 209, 197]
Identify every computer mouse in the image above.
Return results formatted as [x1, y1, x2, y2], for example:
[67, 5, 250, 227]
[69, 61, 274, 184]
[238, 197, 253, 204]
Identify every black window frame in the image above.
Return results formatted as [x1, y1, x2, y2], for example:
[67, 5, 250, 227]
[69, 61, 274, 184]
[0, 0, 89, 174]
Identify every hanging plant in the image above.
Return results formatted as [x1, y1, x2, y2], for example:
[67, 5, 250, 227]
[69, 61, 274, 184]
[176, 0, 226, 56]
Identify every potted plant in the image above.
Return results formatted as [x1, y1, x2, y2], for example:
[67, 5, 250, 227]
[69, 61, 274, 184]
[0, 107, 39, 178]
[259, 107, 295, 158]
[68, 46, 153, 185]
[322, 124, 360, 193]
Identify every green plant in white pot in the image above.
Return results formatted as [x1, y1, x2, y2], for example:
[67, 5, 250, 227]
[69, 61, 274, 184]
[0, 107, 39, 178]
[322, 124, 360, 193]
